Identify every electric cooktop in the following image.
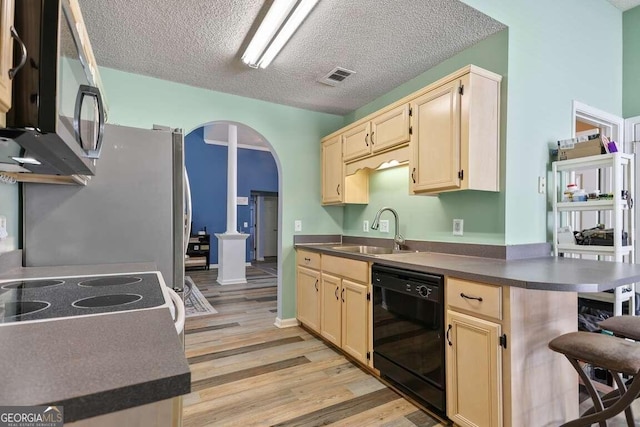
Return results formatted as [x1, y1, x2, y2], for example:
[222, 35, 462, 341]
[0, 272, 170, 324]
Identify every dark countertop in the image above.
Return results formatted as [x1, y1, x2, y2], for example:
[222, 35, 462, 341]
[296, 244, 640, 292]
[0, 260, 191, 422]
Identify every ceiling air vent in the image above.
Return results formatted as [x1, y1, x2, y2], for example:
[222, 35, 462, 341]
[318, 67, 356, 87]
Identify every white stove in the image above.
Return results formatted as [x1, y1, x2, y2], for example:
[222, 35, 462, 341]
[0, 271, 177, 327]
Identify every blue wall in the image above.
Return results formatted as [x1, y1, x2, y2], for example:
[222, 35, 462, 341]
[185, 127, 278, 264]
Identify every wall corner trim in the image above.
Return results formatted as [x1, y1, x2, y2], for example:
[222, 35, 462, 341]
[274, 317, 300, 328]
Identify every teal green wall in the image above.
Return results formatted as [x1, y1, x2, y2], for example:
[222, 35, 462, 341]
[345, 1, 623, 245]
[623, 5, 640, 118]
[69, 63, 344, 320]
[343, 30, 508, 244]
[462, 0, 622, 244]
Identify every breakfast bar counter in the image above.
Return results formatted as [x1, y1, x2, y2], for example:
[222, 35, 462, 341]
[296, 243, 640, 292]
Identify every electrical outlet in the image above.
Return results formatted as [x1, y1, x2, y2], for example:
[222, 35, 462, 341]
[538, 176, 546, 194]
[363, 220, 369, 232]
[243, 221, 248, 228]
[453, 219, 464, 236]
[379, 220, 390, 233]
[294, 220, 302, 232]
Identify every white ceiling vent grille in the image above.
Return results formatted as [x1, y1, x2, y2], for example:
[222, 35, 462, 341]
[318, 67, 356, 87]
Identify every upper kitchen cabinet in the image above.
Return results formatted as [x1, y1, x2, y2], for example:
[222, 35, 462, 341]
[343, 104, 411, 162]
[370, 103, 411, 153]
[0, 0, 15, 127]
[321, 134, 368, 205]
[410, 66, 501, 194]
[343, 122, 371, 161]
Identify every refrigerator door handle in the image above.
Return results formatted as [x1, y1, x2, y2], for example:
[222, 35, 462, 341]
[168, 287, 185, 334]
[184, 168, 192, 256]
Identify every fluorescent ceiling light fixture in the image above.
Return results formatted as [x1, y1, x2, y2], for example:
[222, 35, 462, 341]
[242, 0, 318, 69]
[11, 156, 41, 165]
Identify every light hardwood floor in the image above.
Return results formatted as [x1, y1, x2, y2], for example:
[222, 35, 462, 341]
[183, 266, 445, 427]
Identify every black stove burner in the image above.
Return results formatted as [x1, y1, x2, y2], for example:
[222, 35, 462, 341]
[1, 280, 65, 290]
[1, 301, 50, 318]
[73, 294, 143, 308]
[78, 276, 142, 288]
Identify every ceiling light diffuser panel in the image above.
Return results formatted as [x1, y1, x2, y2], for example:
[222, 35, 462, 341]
[242, 0, 318, 69]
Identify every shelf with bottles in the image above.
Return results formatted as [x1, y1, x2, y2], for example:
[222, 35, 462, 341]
[551, 151, 635, 316]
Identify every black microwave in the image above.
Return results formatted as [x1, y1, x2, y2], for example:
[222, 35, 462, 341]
[0, 0, 105, 176]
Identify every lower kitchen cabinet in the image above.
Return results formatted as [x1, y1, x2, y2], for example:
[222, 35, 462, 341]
[320, 272, 342, 346]
[446, 310, 502, 427]
[296, 250, 372, 367]
[67, 397, 182, 427]
[445, 277, 579, 427]
[296, 265, 320, 333]
[341, 278, 369, 362]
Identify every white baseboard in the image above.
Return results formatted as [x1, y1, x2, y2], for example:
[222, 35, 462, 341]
[274, 317, 299, 328]
[208, 263, 251, 268]
[216, 278, 248, 285]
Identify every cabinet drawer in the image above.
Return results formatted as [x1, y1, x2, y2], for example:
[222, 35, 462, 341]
[297, 250, 321, 270]
[447, 277, 502, 320]
[322, 255, 369, 283]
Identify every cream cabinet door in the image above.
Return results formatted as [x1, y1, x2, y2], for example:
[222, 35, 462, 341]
[341, 279, 369, 364]
[0, 0, 15, 126]
[343, 122, 371, 161]
[446, 310, 503, 427]
[371, 104, 410, 153]
[320, 273, 342, 346]
[296, 266, 320, 332]
[321, 136, 344, 204]
[410, 79, 462, 193]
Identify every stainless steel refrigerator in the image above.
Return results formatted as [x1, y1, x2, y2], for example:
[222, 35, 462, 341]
[22, 123, 191, 295]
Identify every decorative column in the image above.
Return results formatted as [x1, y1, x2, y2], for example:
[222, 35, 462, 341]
[215, 124, 249, 285]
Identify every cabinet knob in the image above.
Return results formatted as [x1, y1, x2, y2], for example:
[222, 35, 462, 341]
[335, 286, 339, 300]
[411, 168, 416, 184]
[304, 257, 311, 262]
[446, 324, 453, 346]
[365, 133, 369, 146]
[341, 288, 345, 303]
[336, 184, 341, 195]
[371, 131, 375, 145]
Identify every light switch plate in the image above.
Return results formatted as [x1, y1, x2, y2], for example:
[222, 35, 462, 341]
[379, 220, 390, 233]
[294, 220, 302, 232]
[243, 221, 248, 228]
[453, 219, 464, 236]
[538, 176, 546, 194]
[363, 220, 369, 232]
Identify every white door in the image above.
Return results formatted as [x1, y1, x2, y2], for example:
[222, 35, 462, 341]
[262, 196, 278, 258]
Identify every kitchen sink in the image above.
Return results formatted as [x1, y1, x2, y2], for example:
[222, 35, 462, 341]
[331, 245, 397, 255]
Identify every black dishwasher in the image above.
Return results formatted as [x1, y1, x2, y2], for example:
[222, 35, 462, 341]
[371, 264, 445, 415]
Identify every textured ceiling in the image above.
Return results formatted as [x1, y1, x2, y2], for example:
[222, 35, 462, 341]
[78, 0, 505, 116]
[608, 0, 640, 10]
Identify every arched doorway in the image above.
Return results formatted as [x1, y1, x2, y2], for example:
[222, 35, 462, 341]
[184, 121, 283, 321]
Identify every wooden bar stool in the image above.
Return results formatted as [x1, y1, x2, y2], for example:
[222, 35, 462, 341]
[599, 315, 640, 341]
[549, 331, 640, 427]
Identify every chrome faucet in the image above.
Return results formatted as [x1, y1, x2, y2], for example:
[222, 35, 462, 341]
[371, 207, 405, 250]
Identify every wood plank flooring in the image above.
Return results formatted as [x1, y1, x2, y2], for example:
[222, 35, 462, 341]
[183, 266, 444, 427]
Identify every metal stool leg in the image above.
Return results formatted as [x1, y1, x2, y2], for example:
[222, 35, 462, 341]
[611, 373, 635, 427]
[563, 357, 606, 427]
[562, 371, 640, 427]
